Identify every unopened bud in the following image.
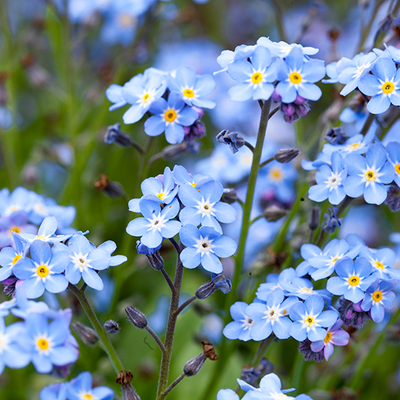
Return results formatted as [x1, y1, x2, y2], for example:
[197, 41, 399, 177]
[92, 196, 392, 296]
[220, 189, 237, 204]
[94, 173, 124, 198]
[136, 241, 164, 270]
[211, 273, 231, 294]
[216, 129, 245, 154]
[125, 306, 147, 329]
[162, 143, 187, 159]
[275, 148, 299, 163]
[104, 320, 120, 334]
[195, 282, 216, 299]
[323, 207, 342, 233]
[263, 205, 287, 222]
[2, 275, 18, 296]
[325, 127, 348, 145]
[308, 207, 320, 231]
[183, 353, 206, 376]
[116, 370, 140, 400]
[72, 322, 99, 345]
[105, 123, 134, 147]
[385, 185, 400, 212]
[184, 120, 206, 141]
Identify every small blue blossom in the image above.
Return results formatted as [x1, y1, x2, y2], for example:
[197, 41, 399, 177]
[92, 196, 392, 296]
[172, 165, 211, 188]
[308, 151, 347, 205]
[276, 47, 325, 103]
[215, 44, 257, 74]
[144, 91, 199, 144]
[257, 37, 319, 58]
[227, 46, 277, 101]
[359, 246, 400, 280]
[326, 257, 376, 303]
[387, 141, 400, 186]
[361, 279, 397, 323]
[126, 198, 181, 248]
[256, 268, 296, 300]
[223, 302, 256, 341]
[169, 66, 216, 108]
[178, 179, 237, 233]
[179, 225, 237, 273]
[359, 57, 400, 114]
[246, 288, 298, 340]
[0, 211, 36, 248]
[0, 235, 26, 281]
[281, 277, 330, 301]
[217, 389, 239, 400]
[289, 294, 338, 342]
[344, 143, 394, 205]
[67, 371, 114, 400]
[39, 382, 67, 400]
[13, 240, 69, 299]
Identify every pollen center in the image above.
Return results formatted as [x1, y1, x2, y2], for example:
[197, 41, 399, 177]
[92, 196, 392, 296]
[157, 192, 165, 201]
[164, 109, 177, 122]
[37, 338, 49, 350]
[34, 235, 46, 241]
[305, 316, 314, 327]
[269, 167, 282, 181]
[83, 394, 94, 400]
[37, 264, 49, 278]
[142, 93, 151, 103]
[395, 164, 400, 175]
[289, 72, 302, 84]
[365, 170, 376, 181]
[251, 72, 263, 84]
[324, 331, 332, 343]
[372, 290, 383, 302]
[382, 81, 395, 94]
[374, 261, 385, 270]
[9, 226, 21, 236]
[12, 254, 22, 265]
[183, 88, 195, 97]
[348, 275, 360, 286]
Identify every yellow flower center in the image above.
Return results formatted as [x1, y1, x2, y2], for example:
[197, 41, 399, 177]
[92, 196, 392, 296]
[305, 316, 315, 327]
[365, 170, 376, 181]
[12, 254, 22, 265]
[372, 290, 383, 302]
[157, 193, 165, 201]
[34, 235, 46, 241]
[164, 109, 177, 122]
[289, 72, 302, 84]
[142, 93, 150, 103]
[269, 167, 282, 181]
[382, 81, 395, 94]
[183, 88, 195, 98]
[83, 394, 94, 400]
[348, 275, 360, 286]
[324, 331, 332, 343]
[251, 72, 263, 84]
[395, 164, 400, 175]
[374, 261, 385, 270]
[190, 182, 197, 188]
[37, 338, 49, 351]
[118, 13, 136, 27]
[349, 143, 361, 150]
[9, 226, 21, 236]
[37, 264, 49, 278]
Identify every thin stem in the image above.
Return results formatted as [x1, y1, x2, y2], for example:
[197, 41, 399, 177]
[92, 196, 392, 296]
[160, 269, 175, 294]
[131, 140, 145, 155]
[156, 243, 185, 399]
[292, 351, 305, 391]
[148, 152, 164, 166]
[169, 238, 181, 254]
[259, 156, 276, 170]
[174, 295, 197, 317]
[244, 141, 255, 153]
[268, 105, 280, 120]
[68, 284, 124, 374]
[360, 113, 375, 135]
[251, 335, 275, 367]
[269, 0, 287, 42]
[145, 325, 166, 353]
[161, 373, 186, 398]
[249, 214, 264, 225]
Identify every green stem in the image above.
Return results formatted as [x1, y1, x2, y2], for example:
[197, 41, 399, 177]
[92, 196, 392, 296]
[360, 113, 375, 135]
[292, 351, 305, 391]
[68, 284, 124, 374]
[259, 156, 275, 170]
[161, 373, 186, 398]
[269, 0, 287, 42]
[350, 306, 400, 391]
[251, 335, 275, 367]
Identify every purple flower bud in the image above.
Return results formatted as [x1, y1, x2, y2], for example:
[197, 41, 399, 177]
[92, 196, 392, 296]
[271, 88, 282, 102]
[385, 185, 400, 212]
[308, 207, 320, 231]
[216, 129, 245, 153]
[183, 353, 206, 376]
[281, 103, 295, 116]
[104, 320, 120, 334]
[275, 148, 300, 163]
[323, 207, 343, 233]
[2, 275, 18, 296]
[105, 123, 134, 147]
[325, 127, 349, 145]
[294, 95, 307, 105]
[211, 273, 232, 294]
[299, 339, 324, 362]
[196, 282, 217, 299]
[338, 298, 370, 327]
[125, 306, 148, 329]
[72, 322, 99, 346]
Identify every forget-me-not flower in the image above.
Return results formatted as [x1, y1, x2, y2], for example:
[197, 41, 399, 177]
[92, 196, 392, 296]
[0, 234, 26, 281]
[39, 382, 67, 400]
[144, 91, 199, 144]
[327, 257, 376, 303]
[257, 37, 319, 58]
[290, 294, 338, 342]
[67, 371, 114, 400]
[276, 47, 325, 103]
[359, 246, 400, 280]
[344, 143, 394, 205]
[179, 224, 236, 273]
[358, 57, 400, 114]
[387, 140, 400, 186]
[223, 302, 255, 341]
[257, 268, 296, 300]
[126, 198, 181, 248]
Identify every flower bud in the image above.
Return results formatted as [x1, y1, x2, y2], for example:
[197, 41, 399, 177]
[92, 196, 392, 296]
[184, 120, 206, 142]
[125, 306, 147, 329]
[105, 123, 134, 147]
[104, 320, 120, 334]
[275, 148, 299, 163]
[116, 370, 140, 400]
[211, 273, 232, 294]
[308, 206, 320, 231]
[385, 185, 400, 212]
[2, 275, 18, 296]
[325, 127, 348, 145]
[183, 353, 206, 376]
[220, 188, 237, 204]
[216, 130, 245, 154]
[323, 207, 342, 233]
[299, 339, 324, 362]
[195, 282, 216, 299]
[72, 322, 99, 345]
[136, 241, 164, 270]
[263, 205, 287, 222]
[162, 143, 188, 159]
[94, 173, 124, 198]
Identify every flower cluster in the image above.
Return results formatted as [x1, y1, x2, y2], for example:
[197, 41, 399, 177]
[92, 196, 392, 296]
[127, 165, 237, 274]
[107, 66, 216, 144]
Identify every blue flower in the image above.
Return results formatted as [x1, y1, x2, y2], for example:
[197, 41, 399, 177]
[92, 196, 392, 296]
[247, 288, 298, 340]
[179, 225, 236, 273]
[217, 389, 239, 400]
[326, 257, 376, 303]
[67, 371, 114, 400]
[387, 140, 400, 186]
[105, 84, 127, 111]
[215, 44, 257, 74]
[281, 277, 330, 301]
[0, 235, 26, 280]
[0, 211, 37, 248]
[39, 383, 67, 400]
[57, 235, 126, 291]
[308, 151, 347, 205]
[276, 47, 325, 103]
[359, 246, 400, 280]
[0, 187, 34, 217]
[119, 68, 167, 124]
[227, 46, 277, 101]
[256, 268, 296, 300]
[144, 92, 199, 144]
[13, 240, 69, 299]
[128, 167, 178, 212]
[223, 302, 256, 341]
[344, 143, 394, 205]
[359, 57, 400, 114]
[172, 165, 211, 188]
[289, 294, 338, 342]
[257, 37, 319, 58]
[25, 312, 78, 374]
[0, 318, 30, 374]
[126, 198, 181, 248]
[168, 66, 216, 108]
[178, 179, 237, 233]
[361, 279, 397, 323]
